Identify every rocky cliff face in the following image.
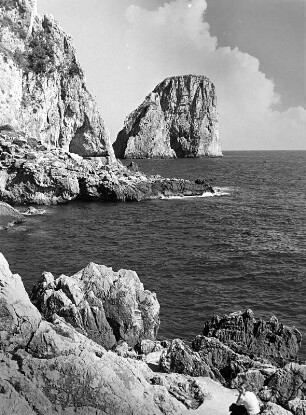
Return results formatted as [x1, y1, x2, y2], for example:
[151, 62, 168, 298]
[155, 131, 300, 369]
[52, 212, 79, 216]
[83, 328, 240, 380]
[113, 75, 222, 159]
[0, 0, 114, 159]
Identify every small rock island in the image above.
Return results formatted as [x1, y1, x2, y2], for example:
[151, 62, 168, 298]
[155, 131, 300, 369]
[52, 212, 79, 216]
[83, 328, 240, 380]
[113, 75, 222, 159]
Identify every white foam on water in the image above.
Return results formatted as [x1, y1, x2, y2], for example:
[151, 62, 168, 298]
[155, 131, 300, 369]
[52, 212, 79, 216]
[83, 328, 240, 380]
[159, 187, 232, 200]
[212, 187, 233, 196]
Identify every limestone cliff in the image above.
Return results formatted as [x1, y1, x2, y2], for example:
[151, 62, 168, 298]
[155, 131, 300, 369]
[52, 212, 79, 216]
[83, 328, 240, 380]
[0, 0, 114, 159]
[113, 75, 222, 159]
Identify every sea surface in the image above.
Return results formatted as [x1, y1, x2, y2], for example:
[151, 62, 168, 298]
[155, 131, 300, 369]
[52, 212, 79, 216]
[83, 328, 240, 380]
[1, 151, 305, 359]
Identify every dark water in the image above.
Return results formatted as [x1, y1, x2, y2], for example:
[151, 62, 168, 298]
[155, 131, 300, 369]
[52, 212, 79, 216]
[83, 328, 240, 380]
[1, 151, 305, 359]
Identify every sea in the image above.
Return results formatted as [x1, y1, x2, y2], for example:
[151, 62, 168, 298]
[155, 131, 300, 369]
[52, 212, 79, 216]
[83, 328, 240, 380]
[1, 151, 305, 360]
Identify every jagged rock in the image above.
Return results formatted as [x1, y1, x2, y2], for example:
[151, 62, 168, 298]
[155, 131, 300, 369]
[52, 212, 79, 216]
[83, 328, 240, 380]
[233, 369, 272, 396]
[0, 252, 205, 414]
[113, 75, 222, 159]
[150, 373, 210, 410]
[112, 340, 139, 358]
[261, 402, 293, 415]
[0, 201, 24, 229]
[0, 130, 215, 204]
[288, 398, 306, 415]
[31, 262, 160, 349]
[192, 335, 258, 385]
[135, 339, 169, 355]
[202, 309, 302, 366]
[159, 338, 215, 378]
[0, 0, 114, 160]
[267, 363, 306, 407]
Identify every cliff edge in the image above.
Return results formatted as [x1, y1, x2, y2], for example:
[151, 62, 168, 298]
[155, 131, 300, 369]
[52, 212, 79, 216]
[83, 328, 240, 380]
[0, 0, 115, 159]
[113, 75, 222, 159]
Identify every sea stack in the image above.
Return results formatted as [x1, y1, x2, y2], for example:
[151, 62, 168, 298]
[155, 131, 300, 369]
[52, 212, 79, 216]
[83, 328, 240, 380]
[113, 75, 222, 159]
[0, 0, 114, 160]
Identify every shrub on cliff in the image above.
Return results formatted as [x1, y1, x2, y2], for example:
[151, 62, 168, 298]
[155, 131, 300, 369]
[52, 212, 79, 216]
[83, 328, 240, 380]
[27, 30, 56, 74]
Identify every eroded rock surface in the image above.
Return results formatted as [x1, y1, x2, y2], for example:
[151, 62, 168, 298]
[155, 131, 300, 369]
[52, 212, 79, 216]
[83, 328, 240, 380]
[202, 309, 302, 365]
[0, 252, 207, 414]
[158, 310, 305, 414]
[0, 0, 114, 159]
[113, 75, 222, 159]
[1, 252, 304, 414]
[31, 262, 160, 349]
[0, 129, 214, 204]
[160, 338, 215, 378]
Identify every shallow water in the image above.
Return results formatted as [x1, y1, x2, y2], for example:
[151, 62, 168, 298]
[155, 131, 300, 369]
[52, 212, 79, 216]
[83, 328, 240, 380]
[1, 151, 305, 359]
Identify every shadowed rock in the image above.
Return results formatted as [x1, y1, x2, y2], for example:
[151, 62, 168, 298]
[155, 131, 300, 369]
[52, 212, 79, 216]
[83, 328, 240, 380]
[0, 130, 214, 205]
[159, 338, 215, 378]
[113, 75, 222, 159]
[202, 309, 302, 366]
[31, 262, 160, 349]
[266, 363, 306, 407]
[0, 0, 114, 160]
[0, 252, 206, 414]
[0, 201, 24, 229]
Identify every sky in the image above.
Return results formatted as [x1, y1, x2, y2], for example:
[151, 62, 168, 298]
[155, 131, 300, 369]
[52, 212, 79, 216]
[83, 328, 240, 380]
[38, 0, 306, 150]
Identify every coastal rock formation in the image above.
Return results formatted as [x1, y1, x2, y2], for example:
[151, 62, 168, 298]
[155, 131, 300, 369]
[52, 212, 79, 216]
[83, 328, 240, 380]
[159, 338, 215, 378]
[267, 363, 306, 407]
[113, 75, 222, 159]
[0, 0, 114, 159]
[0, 201, 24, 229]
[160, 336, 259, 386]
[202, 309, 302, 365]
[31, 262, 160, 349]
[0, 2, 218, 205]
[158, 313, 305, 414]
[0, 252, 206, 414]
[0, 129, 214, 204]
[1, 252, 304, 414]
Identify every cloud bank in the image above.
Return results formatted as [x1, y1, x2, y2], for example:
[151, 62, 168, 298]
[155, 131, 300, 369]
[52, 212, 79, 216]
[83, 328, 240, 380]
[116, 0, 305, 150]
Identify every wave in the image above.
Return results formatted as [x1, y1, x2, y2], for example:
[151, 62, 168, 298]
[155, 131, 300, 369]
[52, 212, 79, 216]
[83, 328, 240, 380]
[159, 187, 231, 200]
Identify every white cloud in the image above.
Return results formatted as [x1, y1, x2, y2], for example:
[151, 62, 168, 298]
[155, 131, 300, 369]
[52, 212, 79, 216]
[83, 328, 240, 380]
[119, 0, 306, 150]
[40, 0, 305, 149]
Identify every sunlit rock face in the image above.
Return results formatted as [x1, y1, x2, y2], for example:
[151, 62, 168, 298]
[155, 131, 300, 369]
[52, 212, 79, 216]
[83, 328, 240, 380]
[0, 0, 115, 160]
[113, 75, 222, 159]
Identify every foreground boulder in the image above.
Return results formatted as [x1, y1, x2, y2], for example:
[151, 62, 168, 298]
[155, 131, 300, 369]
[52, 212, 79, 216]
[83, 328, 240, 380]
[0, 0, 114, 159]
[31, 262, 160, 349]
[0, 252, 206, 414]
[1, 252, 303, 414]
[113, 75, 222, 159]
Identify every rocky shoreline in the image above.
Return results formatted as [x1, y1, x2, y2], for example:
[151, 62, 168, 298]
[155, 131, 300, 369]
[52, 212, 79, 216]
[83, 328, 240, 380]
[1, 2, 305, 413]
[0, 253, 305, 414]
[0, 128, 214, 205]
